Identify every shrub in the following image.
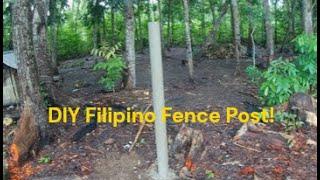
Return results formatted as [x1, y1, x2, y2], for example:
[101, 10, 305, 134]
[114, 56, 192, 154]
[246, 34, 317, 106]
[259, 58, 304, 106]
[245, 65, 262, 84]
[91, 42, 126, 91]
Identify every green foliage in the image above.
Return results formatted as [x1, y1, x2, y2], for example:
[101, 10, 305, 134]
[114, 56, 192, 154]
[205, 169, 215, 179]
[259, 58, 303, 106]
[92, 42, 126, 91]
[38, 155, 52, 164]
[91, 42, 122, 59]
[293, 34, 317, 92]
[275, 112, 304, 132]
[245, 65, 262, 84]
[56, 24, 92, 61]
[247, 34, 317, 106]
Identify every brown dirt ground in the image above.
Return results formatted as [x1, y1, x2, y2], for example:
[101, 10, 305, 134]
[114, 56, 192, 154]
[3, 48, 317, 180]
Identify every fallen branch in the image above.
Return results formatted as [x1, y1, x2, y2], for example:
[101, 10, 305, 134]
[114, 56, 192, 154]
[129, 104, 152, 152]
[233, 142, 262, 153]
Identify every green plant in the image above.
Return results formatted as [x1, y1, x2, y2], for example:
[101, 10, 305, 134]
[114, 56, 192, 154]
[38, 155, 51, 164]
[91, 42, 126, 91]
[205, 170, 215, 179]
[293, 34, 317, 93]
[275, 112, 304, 132]
[245, 65, 262, 84]
[246, 34, 317, 107]
[259, 58, 304, 106]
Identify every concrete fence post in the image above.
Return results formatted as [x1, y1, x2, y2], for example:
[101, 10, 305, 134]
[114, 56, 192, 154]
[148, 22, 169, 179]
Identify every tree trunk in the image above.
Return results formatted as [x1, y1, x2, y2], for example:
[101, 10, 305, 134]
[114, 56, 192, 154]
[167, 0, 173, 49]
[11, 0, 52, 163]
[200, 0, 206, 41]
[138, 0, 143, 50]
[263, 0, 274, 62]
[111, 0, 116, 44]
[182, 0, 194, 80]
[125, 0, 136, 89]
[230, 0, 241, 67]
[93, 21, 99, 49]
[157, 0, 166, 56]
[274, 0, 278, 44]
[206, 0, 228, 46]
[302, 0, 313, 35]
[50, 23, 58, 73]
[247, 0, 253, 57]
[32, 0, 56, 101]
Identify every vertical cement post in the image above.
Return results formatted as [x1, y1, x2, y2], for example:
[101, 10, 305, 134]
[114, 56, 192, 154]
[148, 22, 169, 179]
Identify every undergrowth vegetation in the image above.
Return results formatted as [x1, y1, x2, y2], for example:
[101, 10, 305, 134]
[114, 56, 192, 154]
[246, 34, 317, 130]
[246, 34, 317, 107]
[91, 42, 126, 91]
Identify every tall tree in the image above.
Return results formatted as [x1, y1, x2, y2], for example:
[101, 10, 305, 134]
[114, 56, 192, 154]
[182, 0, 194, 80]
[33, 0, 56, 101]
[247, 0, 254, 57]
[200, 0, 206, 40]
[302, 0, 313, 34]
[48, 0, 67, 74]
[167, 0, 173, 49]
[206, 0, 229, 46]
[125, 0, 136, 88]
[86, 0, 105, 49]
[263, 0, 274, 62]
[11, 0, 52, 163]
[110, 0, 116, 44]
[273, 0, 278, 44]
[230, 0, 241, 70]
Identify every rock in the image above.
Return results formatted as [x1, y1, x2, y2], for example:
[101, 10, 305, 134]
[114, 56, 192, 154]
[305, 111, 317, 127]
[104, 138, 115, 145]
[288, 93, 315, 113]
[288, 93, 316, 127]
[171, 126, 204, 163]
[3, 117, 13, 126]
[6, 105, 15, 110]
[179, 167, 194, 180]
[306, 138, 317, 146]
[53, 75, 61, 82]
[3, 159, 8, 180]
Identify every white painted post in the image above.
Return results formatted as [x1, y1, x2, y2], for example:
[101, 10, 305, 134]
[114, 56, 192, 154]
[148, 22, 169, 179]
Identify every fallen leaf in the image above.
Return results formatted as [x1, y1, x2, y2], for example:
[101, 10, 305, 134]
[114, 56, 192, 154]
[239, 166, 255, 175]
[272, 166, 284, 175]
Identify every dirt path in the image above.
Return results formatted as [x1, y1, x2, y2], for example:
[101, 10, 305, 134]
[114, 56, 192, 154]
[5, 48, 316, 180]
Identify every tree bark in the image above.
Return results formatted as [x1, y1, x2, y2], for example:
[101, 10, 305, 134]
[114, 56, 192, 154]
[11, 0, 52, 163]
[111, 0, 116, 44]
[167, 0, 173, 49]
[93, 21, 99, 49]
[157, 0, 166, 56]
[230, 0, 241, 66]
[274, 0, 278, 44]
[200, 0, 206, 41]
[247, 0, 253, 57]
[302, 0, 313, 35]
[50, 23, 58, 73]
[206, 0, 228, 46]
[32, 0, 56, 101]
[125, 0, 136, 88]
[182, 0, 194, 80]
[138, 0, 143, 50]
[263, 0, 274, 62]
